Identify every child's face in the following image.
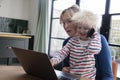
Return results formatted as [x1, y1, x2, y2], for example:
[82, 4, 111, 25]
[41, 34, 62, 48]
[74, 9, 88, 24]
[76, 23, 90, 40]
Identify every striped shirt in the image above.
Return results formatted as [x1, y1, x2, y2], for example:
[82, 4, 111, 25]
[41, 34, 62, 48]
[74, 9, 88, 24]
[52, 33, 101, 80]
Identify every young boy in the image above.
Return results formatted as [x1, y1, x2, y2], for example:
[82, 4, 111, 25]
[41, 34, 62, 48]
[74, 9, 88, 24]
[50, 10, 101, 80]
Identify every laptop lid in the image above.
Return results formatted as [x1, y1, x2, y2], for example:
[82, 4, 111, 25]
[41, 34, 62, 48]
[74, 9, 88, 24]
[11, 47, 58, 80]
[11, 47, 80, 80]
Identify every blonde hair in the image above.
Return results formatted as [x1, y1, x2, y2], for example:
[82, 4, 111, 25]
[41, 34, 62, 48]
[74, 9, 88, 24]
[71, 10, 98, 30]
[60, 5, 80, 24]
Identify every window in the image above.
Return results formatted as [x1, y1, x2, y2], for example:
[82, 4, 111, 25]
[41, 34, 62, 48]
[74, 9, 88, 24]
[109, 16, 120, 45]
[53, 0, 76, 18]
[109, 15, 120, 60]
[80, 0, 106, 30]
[49, 0, 120, 61]
[80, 0, 105, 15]
[49, 0, 76, 57]
[110, 0, 120, 13]
[109, 0, 120, 60]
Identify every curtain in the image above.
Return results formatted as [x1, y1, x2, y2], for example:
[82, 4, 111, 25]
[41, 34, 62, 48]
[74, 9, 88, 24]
[34, 0, 51, 53]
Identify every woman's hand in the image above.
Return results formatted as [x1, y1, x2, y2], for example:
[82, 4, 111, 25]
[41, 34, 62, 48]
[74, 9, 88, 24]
[62, 67, 70, 73]
[80, 77, 92, 80]
[62, 67, 92, 80]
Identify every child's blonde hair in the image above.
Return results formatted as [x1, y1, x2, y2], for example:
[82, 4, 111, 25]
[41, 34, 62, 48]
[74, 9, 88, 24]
[71, 10, 99, 30]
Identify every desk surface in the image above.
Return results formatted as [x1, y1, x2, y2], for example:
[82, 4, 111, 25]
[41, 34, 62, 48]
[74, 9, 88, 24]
[0, 32, 31, 38]
[0, 65, 119, 80]
[0, 65, 80, 80]
[0, 65, 42, 80]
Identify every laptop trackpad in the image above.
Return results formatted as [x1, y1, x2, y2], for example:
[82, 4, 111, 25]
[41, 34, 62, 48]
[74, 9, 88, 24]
[55, 70, 80, 80]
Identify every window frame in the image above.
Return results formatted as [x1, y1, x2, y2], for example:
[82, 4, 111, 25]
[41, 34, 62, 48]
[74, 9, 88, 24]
[48, 0, 120, 60]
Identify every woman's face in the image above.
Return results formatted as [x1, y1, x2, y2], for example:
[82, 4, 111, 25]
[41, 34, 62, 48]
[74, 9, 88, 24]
[61, 12, 77, 37]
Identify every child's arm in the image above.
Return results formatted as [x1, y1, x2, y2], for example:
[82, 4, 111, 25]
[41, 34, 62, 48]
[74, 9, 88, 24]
[88, 32, 102, 54]
[50, 40, 71, 66]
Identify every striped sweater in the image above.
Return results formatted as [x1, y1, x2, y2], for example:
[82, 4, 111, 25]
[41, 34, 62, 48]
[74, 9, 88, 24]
[52, 33, 101, 79]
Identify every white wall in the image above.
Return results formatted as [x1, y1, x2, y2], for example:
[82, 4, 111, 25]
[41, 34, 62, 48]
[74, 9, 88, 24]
[0, 0, 39, 35]
[28, 0, 39, 35]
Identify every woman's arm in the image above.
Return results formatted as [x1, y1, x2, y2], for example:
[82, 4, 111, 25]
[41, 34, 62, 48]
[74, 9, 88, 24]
[95, 35, 113, 80]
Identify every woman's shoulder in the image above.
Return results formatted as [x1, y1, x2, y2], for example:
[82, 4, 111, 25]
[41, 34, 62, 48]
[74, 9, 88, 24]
[63, 37, 71, 46]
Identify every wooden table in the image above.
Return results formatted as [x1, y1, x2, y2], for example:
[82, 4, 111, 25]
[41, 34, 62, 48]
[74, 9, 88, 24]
[1, 64, 119, 80]
[0, 65, 42, 80]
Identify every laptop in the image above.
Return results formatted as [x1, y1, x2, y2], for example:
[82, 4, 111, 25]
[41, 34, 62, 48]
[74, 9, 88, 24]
[11, 47, 80, 80]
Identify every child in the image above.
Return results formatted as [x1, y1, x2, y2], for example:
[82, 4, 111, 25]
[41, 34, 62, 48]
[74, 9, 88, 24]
[50, 10, 101, 80]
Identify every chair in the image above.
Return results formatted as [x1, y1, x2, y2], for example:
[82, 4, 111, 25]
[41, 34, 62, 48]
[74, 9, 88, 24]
[112, 61, 118, 80]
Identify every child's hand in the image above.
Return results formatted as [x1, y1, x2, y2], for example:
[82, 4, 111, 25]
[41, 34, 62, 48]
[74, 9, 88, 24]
[50, 58, 58, 66]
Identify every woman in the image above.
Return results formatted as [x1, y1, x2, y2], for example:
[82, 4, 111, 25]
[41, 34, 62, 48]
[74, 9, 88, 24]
[57, 5, 113, 80]
[51, 10, 102, 80]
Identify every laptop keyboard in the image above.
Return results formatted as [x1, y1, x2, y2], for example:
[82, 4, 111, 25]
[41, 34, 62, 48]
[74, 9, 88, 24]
[58, 76, 71, 80]
[58, 76, 79, 80]
[55, 70, 79, 80]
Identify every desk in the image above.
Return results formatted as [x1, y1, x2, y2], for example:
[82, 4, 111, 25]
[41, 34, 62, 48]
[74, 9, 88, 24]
[0, 65, 42, 80]
[0, 33, 32, 65]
